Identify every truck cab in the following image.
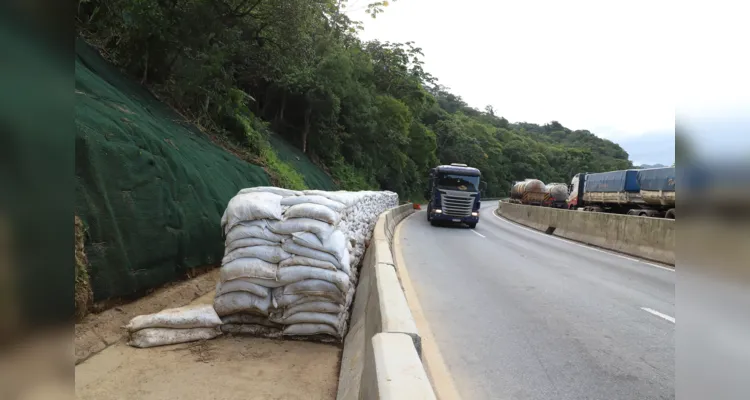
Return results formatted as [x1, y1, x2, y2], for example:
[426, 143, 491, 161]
[567, 172, 587, 209]
[426, 164, 482, 228]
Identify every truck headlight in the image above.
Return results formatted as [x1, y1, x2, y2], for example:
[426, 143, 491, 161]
[471, 212, 478, 217]
[434, 209, 442, 214]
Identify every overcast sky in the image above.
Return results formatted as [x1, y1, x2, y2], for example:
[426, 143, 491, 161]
[345, 0, 749, 166]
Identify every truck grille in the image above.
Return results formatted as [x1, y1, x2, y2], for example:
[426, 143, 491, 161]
[441, 194, 474, 216]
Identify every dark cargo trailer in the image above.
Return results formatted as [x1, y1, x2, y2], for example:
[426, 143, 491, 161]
[567, 167, 676, 219]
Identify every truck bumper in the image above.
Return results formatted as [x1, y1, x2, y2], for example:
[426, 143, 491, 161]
[431, 213, 479, 224]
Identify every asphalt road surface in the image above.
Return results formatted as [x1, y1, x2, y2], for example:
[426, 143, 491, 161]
[398, 202, 674, 400]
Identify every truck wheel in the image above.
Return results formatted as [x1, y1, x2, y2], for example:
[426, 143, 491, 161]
[665, 209, 676, 219]
[468, 222, 477, 229]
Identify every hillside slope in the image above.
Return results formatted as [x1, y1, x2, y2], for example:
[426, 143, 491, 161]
[74, 0, 635, 304]
[75, 39, 333, 302]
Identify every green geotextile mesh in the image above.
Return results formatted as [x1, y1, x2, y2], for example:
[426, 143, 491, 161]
[268, 133, 337, 191]
[75, 38, 271, 301]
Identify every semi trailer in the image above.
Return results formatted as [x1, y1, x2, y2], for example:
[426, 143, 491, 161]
[567, 167, 676, 219]
[543, 183, 570, 208]
[510, 179, 547, 206]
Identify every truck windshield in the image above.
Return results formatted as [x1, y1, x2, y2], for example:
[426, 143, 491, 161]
[437, 174, 480, 192]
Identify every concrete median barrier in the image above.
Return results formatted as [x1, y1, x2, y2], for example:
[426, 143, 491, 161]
[338, 204, 435, 400]
[497, 201, 675, 265]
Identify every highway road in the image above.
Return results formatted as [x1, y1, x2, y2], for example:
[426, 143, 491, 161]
[397, 202, 674, 400]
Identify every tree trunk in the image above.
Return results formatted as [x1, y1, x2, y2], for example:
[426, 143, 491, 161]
[141, 51, 149, 84]
[302, 107, 312, 153]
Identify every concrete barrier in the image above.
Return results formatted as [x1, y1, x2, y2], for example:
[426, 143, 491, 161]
[338, 204, 435, 400]
[497, 201, 675, 265]
[360, 333, 436, 400]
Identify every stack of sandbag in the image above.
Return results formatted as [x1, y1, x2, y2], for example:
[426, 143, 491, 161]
[216, 187, 397, 340]
[125, 304, 222, 348]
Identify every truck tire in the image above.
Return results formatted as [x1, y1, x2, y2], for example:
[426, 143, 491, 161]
[665, 209, 676, 219]
[468, 222, 477, 229]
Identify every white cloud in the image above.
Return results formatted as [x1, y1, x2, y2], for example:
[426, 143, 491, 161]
[346, 0, 676, 141]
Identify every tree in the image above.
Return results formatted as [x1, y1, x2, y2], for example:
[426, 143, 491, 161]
[77, 0, 638, 199]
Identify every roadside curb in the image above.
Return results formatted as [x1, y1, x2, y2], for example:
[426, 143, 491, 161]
[337, 204, 436, 400]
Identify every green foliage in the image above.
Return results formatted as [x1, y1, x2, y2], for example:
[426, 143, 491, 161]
[77, 0, 634, 200]
[261, 146, 308, 190]
[329, 156, 378, 191]
[237, 115, 308, 190]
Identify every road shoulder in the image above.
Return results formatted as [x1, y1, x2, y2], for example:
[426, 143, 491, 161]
[393, 211, 462, 400]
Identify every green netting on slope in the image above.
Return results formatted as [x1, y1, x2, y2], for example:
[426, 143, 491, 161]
[75, 38, 270, 302]
[268, 133, 337, 191]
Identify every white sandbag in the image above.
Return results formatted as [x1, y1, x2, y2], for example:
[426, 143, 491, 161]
[224, 237, 278, 254]
[222, 245, 291, 265]
[272, 292, 339, 308]
[273, 311, 342, 328]
[216, 188, 399, 341]
[224, 219, 268, 235]
[280, 195, 346, 212]
[281, 241, 342, 270]
[291, 230, 347, 262]
[302, 190, 358, 207]
[276, 266, 350, 293]
[283, 279, 344, 298]
[223, 192, 283, 232]
[283, 323, 338, 337]
[338, 251, 352, 275]
[220, 258, 278, 281]
[124, 304, 222, 332]
[284, 203, 340, 225]
[238, 187, 303, 198]
[221, 324, 282, 337]
[283, 301, 342, 318]
[220, 208, 228, 232]
[291, 231, 323, 247]
[279, 256, 339, 272]
[214, 291, 272, 316]
[127, 327, 221, 348]
[268, 218, 334, 242]
[225, 224, 287, 244]
[221, 313, 282, 327]
[226, 276, 285, 288]
[215, 278, 271, 298]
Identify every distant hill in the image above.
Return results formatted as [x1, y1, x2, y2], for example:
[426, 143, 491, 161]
[635, 163, 667, 169]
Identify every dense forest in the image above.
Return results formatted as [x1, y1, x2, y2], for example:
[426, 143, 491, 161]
[75, 0, 632, 199]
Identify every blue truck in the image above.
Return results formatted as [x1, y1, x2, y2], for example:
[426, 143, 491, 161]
[567, 167, 676, 218]
[426, 164, 483, 228]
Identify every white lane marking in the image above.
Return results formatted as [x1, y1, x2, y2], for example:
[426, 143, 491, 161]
[491, 209, 675, 273]
[641, 307, 676, 323]
[471, 229, 486, 238]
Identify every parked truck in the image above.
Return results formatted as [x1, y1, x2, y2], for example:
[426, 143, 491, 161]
[543, 183, 570, 208]
[510, 179, 547, 206]
[567, 167, 676, 219]
[426, 164, 482, 228]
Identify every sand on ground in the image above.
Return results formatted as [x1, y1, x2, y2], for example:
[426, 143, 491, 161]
[75, 291, 342, 400]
